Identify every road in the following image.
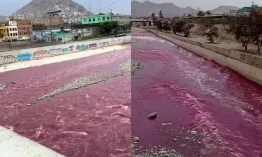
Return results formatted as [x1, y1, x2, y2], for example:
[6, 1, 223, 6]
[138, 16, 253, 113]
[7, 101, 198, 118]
[131, 27, 262, 157]
[0, 45, 131, 157]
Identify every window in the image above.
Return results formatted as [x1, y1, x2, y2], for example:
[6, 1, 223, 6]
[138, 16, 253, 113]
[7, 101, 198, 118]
[10, 33, 12, 36]
[93, 18, 95, 22]
[103, 17, 105, 21]
[89, 19, 91, 22]
[107, 17, 110, 20]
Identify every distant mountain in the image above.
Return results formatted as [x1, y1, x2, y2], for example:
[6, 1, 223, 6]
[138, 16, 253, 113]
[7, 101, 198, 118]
[132, 1, 198, 17]
[131, 1, 239, 17]
[0, 15, 6, 22]
[211, 6, 239, 14]
[13, 0, 92, 22]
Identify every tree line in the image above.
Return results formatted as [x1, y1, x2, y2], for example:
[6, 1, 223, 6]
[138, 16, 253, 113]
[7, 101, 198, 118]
[147, 8, 262, 54]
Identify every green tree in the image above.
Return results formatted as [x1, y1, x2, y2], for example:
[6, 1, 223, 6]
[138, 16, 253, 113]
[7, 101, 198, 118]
[100, 22, 112, 36]
[163, 21, 171, 32]
[187, 14, 192, 17]
[111, 21, 118, 35]
[159, 11, 164, 19]
[143, 21, 147, 27]
[172, 20, 186, 34]
[203, 22, 219, 43]
[157, 21, 163, 30]
[205, 10, 212, 16]
[182, 23, 195, 37]
[249, 8, 262, 53]
[151, 12, 156, 20]
[197, 10, 205, 16]
[228, 15, 252, 51]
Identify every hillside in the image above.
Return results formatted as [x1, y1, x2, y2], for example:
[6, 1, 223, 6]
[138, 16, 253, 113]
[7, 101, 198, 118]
[13, 0, 92, 21]
[131, 1, 239, 17]
[211, 6, 239, 14]
[0, 15, 6, 22]
[131, 1, 198, 17]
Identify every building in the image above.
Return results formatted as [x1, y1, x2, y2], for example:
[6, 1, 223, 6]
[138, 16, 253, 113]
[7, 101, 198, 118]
[43, 16, 63, 26]
[240, 2, 261, 15]
[0, 24, 8, 42]
[81, 14, 112, 25]
[7, 20, 18, 39]
[16, 19, 32, 40]
[112, 14, 131, 25]
[71, 23, 100, 37]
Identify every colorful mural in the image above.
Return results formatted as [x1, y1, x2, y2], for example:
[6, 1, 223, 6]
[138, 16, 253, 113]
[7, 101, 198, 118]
[89, 43, 97, 49]
[17, 53, 32, 61]
[76, 45, 88, 51]
[0, 36, 131, 66]
[0, 55, 16, 66]
[33, 50, 49, 59]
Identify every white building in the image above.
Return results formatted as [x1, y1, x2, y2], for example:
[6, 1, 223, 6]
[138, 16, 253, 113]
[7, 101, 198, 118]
[112, 14, 131, 25]
[72, 27, 99, 37]
[7, 20, 18, 39]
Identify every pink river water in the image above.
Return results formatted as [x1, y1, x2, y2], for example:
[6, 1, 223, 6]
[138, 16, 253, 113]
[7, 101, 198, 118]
[0, 47, 131, 157]
[1, 33, 262, 157]
[131, 33, 262, 157]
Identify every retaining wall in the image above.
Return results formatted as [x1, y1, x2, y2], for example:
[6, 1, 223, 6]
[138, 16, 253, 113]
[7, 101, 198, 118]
[0, 126, 65, 157]
[0, 36, 131, 66]
[148, 29, 262, 85]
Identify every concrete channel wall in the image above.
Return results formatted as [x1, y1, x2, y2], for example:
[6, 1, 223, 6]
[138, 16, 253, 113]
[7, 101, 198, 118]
[0, 36, 131, 66]
[0, 126, 65, 157]
[148, 29, 262, 85]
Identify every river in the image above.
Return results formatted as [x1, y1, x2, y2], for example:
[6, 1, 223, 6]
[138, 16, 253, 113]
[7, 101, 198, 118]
[131, 30, 262, 157]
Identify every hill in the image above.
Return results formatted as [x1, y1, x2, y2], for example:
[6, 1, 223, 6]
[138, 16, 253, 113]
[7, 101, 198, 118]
[0, 15, 6, 22]
[211, 6, 239, 14]
[131, 1, 198, 17]
[13, 0, 92, 21]
[131, 1, 239, 17]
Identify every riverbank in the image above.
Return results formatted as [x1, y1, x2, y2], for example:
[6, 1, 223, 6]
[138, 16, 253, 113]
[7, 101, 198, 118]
[0, 44, 129, 73]
[144, 28, 262, 85]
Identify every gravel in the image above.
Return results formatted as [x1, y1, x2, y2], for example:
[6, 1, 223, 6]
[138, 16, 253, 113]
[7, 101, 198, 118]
[38, 59, 132, 100]
[131, 59, 142, 75]
[131, 136, 183, 157]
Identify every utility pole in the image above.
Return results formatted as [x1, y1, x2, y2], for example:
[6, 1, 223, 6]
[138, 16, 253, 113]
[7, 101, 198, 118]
[50, 12, 52, 42]
[100, 0, 101, 14]
[88, 3, 91, 16]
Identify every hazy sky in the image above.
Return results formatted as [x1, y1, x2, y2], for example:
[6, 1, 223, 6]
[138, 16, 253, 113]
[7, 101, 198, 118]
[0, 0, 131, 16]
[135, 0, 259, 10]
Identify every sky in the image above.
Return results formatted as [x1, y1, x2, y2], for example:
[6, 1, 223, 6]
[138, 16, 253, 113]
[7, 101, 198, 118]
[0, 0, 131, 16]
[135, 0, 260, 11]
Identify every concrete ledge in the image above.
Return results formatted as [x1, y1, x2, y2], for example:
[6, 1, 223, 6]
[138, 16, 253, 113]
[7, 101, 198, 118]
[148, 29, 262, 85]
[0, 36, 131, 66]
[0, 126, 65, 157]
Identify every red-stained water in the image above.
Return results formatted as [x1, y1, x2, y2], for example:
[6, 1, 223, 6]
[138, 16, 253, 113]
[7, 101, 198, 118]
[0, 47, 131, 157]
[131, 33, 262, 157]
